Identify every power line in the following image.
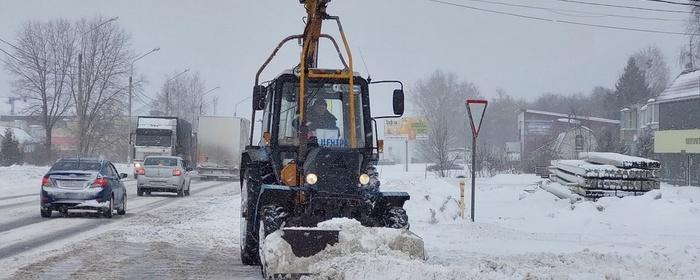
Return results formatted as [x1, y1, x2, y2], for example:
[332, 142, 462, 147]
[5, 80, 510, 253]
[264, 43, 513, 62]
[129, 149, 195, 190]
[428, 0, 699, 35]
[553, 0, 690, 14]
[644, 0, 700, 8]
[456, 0, 684, 22]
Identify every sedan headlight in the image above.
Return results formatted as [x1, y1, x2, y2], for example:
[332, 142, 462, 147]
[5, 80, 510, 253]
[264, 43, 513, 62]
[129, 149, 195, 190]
[359, 173, 370, 185]
[305, 173, 318, 185]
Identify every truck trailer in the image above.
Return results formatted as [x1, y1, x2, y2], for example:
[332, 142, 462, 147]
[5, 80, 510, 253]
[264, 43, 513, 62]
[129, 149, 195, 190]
[196, 116, 249, 180]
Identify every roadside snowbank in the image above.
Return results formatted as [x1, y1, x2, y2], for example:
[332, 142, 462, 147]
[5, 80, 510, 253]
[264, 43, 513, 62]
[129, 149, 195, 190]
[0, 165, 48, 196]
[305, 164, 700, 279]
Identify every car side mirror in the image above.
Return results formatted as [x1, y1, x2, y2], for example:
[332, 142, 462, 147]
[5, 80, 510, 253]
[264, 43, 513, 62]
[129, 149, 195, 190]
[119, 173, 128, 179]
[253, 85, 266, 110]
[393, 89, 404, 116]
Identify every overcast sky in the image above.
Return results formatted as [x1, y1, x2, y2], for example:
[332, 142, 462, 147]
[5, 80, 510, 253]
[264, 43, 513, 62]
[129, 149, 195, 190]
[0, 0, 690, 117]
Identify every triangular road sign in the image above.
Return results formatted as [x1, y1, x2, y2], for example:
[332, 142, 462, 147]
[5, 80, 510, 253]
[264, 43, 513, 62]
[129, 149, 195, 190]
[465, 99, 488, 138]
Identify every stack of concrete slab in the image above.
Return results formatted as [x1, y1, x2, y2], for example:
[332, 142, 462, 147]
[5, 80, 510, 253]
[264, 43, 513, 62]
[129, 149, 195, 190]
[549, 152, 660, 199]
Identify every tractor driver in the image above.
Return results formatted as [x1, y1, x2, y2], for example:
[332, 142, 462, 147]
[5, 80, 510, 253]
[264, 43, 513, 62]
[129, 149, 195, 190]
[306, 98, 338, 131]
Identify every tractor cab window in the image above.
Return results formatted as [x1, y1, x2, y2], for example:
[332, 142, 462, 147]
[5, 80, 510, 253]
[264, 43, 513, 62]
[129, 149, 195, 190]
[278, 81, 365, 148]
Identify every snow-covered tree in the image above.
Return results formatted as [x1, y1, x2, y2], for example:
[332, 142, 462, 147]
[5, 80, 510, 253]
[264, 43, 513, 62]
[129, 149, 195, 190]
[1, 128, 23, 166]
[615, 58, 652, 109]
[636, 127, 655, 159]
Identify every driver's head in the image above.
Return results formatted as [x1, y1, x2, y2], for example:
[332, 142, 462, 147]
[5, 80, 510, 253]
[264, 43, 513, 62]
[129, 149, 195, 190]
[312, 99, 327, 113]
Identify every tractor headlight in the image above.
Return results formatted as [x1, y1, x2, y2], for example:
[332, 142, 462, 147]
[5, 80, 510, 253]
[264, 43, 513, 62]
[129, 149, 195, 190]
[359, 173, 370, 185]
[305, 173, 318, 185]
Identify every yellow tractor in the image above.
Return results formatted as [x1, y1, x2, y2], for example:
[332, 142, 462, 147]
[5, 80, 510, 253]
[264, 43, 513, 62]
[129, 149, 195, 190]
[240, 1, 424, 277]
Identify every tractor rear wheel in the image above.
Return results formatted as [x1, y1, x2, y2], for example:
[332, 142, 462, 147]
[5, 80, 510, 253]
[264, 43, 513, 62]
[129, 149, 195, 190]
[384, 207, 409, 229]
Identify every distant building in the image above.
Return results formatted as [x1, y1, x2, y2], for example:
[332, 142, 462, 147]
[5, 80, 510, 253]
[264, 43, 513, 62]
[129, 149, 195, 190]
[0, 125, 38, 154]
[650, 69, 700, 185]
[0, 115, 77, 158]
[517, 109, 620, 172]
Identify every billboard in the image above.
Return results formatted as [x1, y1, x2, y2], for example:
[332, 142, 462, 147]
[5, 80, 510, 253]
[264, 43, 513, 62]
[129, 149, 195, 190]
[384, 117, 428, 140]
[525, 120, 552, 136]
[654, 129, 700, 154]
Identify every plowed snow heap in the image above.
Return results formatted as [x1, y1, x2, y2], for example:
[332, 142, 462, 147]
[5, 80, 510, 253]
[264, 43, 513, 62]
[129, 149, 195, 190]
[549, 152, 660, 199]
[239, 0, 424, 278]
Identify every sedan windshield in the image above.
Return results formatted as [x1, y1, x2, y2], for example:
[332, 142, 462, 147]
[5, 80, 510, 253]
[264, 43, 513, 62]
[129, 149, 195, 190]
[50, 161, 101, 171]
[144, 157, 177, 166]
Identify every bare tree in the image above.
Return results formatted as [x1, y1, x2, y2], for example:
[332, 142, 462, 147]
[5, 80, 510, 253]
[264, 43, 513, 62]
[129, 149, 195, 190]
[682, 3, 700, 69]
[154, 71, 207, 123]
[2, 19, 75, 162]
[632, 46, 670, 96]
[412, 70, 481, 177]
[70, 17, 132, 156]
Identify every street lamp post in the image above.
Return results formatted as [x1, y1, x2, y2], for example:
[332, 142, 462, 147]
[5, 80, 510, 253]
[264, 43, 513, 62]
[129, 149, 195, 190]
[127, 47, 160, 164]
[198, 86, 221, 119]
[165, 69, 190, 115]
[77, 16, 118, 156]
[234, 96, 252, 117]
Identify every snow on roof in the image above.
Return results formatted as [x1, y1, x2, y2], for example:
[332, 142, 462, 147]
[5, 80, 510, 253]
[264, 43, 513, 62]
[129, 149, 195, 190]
[523, 109, 620, 124]
[137, 117, 176, 129]
[0, 126, 35, 143]
[657, 68, 700, 103]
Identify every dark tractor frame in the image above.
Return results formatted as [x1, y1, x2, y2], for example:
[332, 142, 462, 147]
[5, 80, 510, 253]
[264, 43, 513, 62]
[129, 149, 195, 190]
[239, 73, 410, 265]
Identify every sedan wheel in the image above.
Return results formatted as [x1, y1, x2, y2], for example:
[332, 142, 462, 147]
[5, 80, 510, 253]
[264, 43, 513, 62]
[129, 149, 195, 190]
[117, 195, 126, 215]
[103, 195, 114, 218]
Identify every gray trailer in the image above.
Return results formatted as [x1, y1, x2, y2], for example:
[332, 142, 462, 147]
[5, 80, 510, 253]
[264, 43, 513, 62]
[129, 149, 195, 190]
[196, 116, 249, 180]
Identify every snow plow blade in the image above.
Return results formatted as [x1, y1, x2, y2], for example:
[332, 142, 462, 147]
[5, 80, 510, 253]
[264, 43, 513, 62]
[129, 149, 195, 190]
[260, 220, 425, 279]
[281, 228, 340, 257]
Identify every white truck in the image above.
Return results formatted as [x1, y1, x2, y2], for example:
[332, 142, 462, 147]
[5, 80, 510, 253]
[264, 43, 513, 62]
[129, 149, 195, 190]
[133, 116, 193, 177]
[196, 116, 249, 180]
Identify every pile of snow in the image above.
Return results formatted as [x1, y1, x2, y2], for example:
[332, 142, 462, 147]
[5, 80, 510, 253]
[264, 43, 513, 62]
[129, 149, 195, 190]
[0, 165, 49, 196]
[261, 218, 424, 278]
[309, 163, 700, 279]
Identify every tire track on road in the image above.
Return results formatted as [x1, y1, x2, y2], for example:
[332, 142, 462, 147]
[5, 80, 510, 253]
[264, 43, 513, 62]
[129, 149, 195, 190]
[0, 194, 36, 202]
[0, 181, 233, 260]
[0, 180, 210, 234]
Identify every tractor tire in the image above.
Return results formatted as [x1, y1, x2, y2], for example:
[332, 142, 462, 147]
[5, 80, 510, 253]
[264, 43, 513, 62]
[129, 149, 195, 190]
[259, 205, 288, 238]
[384, 207, 409, 229]
[258, 205, 288, 279]
[240, 170, 261, 266]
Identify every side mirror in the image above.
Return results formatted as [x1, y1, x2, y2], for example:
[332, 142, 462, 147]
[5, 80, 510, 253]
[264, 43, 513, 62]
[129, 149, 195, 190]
[119, 173, 128, 179]
[252, 85, 266, 111]
[392, 89, 404, 116]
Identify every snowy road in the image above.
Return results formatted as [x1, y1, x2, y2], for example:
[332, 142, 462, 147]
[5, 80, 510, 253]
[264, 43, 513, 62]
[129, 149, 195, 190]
[0, 178, 260, 279]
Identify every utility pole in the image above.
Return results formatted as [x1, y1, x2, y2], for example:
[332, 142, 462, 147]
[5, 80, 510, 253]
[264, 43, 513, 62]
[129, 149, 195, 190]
[128, 47, 160, 163]
[164, 68, 190, 116]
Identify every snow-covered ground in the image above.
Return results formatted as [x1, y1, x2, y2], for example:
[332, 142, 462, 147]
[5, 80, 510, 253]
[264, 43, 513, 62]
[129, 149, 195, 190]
[2, 163, 700, 279]
[298, 164, 700, 279]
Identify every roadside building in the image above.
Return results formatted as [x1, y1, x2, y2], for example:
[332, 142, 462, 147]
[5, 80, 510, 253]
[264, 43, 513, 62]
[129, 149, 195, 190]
[649, 68, 700, 185]
[517, 109, 620, 172]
